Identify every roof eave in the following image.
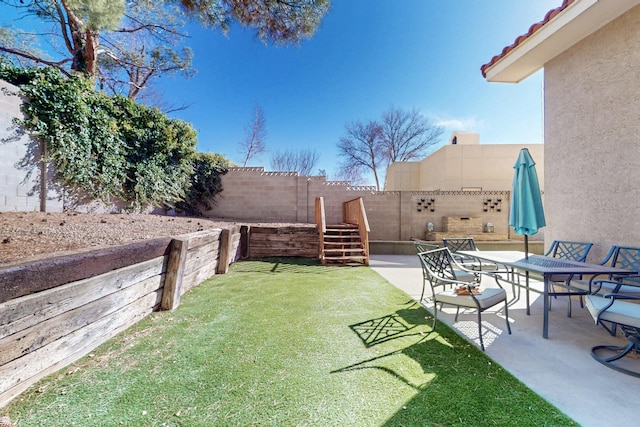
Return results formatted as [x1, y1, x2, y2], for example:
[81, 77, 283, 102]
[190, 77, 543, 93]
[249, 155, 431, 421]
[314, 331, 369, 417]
[484, 0, 640, 83]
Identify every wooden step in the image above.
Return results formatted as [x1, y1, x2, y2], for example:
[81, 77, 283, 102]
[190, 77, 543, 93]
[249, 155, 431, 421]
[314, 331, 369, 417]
[323, 245, 361, 252]
[326, 223, 359, 229]
[324, 234, 360, 240]
[323, 248, 365, 254]
[323, 255, 368, 261]
[321, 222, 367, 267]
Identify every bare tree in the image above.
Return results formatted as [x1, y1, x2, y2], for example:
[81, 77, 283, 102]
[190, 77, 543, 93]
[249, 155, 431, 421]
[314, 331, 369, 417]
[336, 107, 443, 190]
[381, 106, 443, 164]
[336, 120, 385, 190]
[239, 105, 267, 166]
[270, 148, 319, 176]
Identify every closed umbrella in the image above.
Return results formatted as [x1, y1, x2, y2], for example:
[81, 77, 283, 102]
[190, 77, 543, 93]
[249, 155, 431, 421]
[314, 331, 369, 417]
[509, 148, 545, 314]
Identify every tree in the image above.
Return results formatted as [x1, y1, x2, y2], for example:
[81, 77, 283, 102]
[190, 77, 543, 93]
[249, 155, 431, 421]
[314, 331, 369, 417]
[96, 1, 195, 103]
[0, 0, 330, 102]
[336, 107, 443, 190]
[337, 120, 385, 190]
[0, 0, 125, 76]
[179, 0, 331, 44]
[270, 148, 319, 176]
[239, 104, 267, 166]
[381, 106, 443, 163]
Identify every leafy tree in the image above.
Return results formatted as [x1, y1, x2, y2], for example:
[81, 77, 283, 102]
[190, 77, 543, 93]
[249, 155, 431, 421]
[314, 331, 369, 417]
[337, 107, 443, 190]
[0, 0, 125, 76]
[0, 0, 330, 104]
[179, 0, 331, 43]
[239, 104, 267, 166]
[270, 148, 319, 176]
[96, 1, 195, 103]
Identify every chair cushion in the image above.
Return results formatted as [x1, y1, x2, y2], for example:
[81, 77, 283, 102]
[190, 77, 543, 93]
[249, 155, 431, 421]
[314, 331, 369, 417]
[570, 280, 640, 296]
[585, 295, 640, 329]
[436, 287, 506, 310]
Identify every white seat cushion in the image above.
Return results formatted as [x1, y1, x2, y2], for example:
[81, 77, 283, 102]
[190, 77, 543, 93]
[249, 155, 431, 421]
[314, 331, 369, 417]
[436, 287, 506, 310]
[585, 295, 640, 329]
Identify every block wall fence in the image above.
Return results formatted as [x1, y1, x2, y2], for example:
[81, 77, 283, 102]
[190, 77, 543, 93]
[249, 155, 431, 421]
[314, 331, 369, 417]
[208, 167, 540, 242]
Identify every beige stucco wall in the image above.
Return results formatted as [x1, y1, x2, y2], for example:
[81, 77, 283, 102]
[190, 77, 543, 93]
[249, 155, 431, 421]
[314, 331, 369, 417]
[386, 139, 544, 192]
[544, 4, 640, 262]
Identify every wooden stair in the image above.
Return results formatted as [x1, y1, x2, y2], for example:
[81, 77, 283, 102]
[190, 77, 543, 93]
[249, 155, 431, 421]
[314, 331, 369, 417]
[322, 223, 368, 266]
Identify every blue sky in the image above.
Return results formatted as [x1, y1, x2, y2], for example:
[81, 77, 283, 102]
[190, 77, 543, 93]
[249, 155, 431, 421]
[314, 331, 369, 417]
[157, 0, 561, 182]
[4, 0, 562, 184]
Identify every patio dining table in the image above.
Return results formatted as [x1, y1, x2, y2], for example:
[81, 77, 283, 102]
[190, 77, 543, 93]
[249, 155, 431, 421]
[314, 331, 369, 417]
[458, 250, 638, 338]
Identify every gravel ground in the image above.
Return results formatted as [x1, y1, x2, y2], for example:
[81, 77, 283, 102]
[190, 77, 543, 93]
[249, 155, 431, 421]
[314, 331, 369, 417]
[0, 211, 295, 265]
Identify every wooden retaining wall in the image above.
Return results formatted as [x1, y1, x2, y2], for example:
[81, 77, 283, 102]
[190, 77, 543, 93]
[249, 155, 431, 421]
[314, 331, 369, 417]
[0, 224, 319, 408]
[248, 226, 319, 258]
[0, 226, 241, 408]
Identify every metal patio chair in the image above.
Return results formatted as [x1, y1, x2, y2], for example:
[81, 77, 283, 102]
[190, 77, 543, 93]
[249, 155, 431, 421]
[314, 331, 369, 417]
[586, 292, 640, 377]
[442, 237, 497, 271]
[571, 245, 640, 296]
[545, 240, 593, 316]
[418, 247, 511, 351]
[415, 241, 476, 301]
[570, 246, 640, 335]
[413, 239, 439, 254]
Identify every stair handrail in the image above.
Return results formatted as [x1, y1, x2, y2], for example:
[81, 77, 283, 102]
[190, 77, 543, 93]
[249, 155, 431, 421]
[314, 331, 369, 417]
[315, 197, 326, 260]
[343, 197, 370, 265]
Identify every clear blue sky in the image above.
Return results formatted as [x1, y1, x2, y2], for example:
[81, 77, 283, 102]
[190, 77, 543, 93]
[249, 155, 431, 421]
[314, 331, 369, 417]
[4, 0, 562, 185]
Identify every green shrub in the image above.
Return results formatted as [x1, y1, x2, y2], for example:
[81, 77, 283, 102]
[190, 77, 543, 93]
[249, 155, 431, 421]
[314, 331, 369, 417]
[174, 152, 229, 215]
[0, 63, 228, 211]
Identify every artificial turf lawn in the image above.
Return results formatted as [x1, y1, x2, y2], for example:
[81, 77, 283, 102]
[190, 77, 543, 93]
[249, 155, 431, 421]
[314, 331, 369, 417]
[4, 258, 576, 426]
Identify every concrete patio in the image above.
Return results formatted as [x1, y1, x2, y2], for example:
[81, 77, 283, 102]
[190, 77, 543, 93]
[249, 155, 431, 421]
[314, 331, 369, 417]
[370, 254, 637, 427]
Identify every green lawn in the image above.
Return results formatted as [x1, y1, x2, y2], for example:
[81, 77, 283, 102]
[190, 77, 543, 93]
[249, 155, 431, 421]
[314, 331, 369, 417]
[4, 258, 576, 426]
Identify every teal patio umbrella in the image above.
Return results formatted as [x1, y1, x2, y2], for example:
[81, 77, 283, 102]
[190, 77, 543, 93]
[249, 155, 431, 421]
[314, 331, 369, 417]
[509, 148, 546, 257]
[510, 148, 546, 314]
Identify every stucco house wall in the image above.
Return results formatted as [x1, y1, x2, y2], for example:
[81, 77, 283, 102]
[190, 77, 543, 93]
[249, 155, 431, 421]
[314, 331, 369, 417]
[385, 133, 543, 193]
[544, 4, 640, 262]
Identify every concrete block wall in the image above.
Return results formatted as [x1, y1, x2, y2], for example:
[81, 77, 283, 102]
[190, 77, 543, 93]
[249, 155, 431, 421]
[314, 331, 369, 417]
[0, 80, 63, 212]
[210, 169, 543, 242]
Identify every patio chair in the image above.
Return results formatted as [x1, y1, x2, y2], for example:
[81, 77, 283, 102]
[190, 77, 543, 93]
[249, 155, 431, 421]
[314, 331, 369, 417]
[415, 241, 475, 301]
[413, 239, 439, 254]
[545, 240, 593, 316]
[442, 237, 497, 271]
[418, 247, 511, 351]
[570, 246, 640, 296]
[585, 292, 640, 377]
[570, 246, 640, 334]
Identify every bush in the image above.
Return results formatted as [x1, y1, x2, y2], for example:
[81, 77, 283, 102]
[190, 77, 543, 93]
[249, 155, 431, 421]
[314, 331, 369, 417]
[0, 63, 228, 211]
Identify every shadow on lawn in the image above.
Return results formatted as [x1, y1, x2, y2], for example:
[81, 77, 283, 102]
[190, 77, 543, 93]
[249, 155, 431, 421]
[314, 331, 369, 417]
[348, 303, 433, 348]
[332, 301, 448, 392]
[231, 257, 328, 274]
[332, 301, 575, 426]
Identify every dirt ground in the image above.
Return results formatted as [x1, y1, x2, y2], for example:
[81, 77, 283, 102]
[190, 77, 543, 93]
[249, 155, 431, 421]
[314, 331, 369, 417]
[0, 211, 298, 266]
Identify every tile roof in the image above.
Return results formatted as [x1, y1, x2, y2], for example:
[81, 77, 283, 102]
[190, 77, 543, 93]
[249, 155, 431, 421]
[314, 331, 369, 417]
[480, 0, 573, 78]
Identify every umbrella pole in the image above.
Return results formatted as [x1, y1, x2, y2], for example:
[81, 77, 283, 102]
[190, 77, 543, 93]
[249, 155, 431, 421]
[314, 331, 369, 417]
[525, 235, 530, 315]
